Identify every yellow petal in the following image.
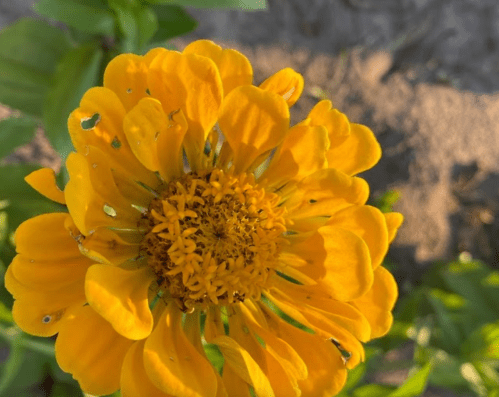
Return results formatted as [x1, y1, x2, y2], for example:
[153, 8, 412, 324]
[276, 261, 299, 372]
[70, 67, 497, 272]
[222, 363, 252, 397]
[147, 50, 223, 170]
[143, 304, 218, 397]
[123, 97, 187, 181]
[263, 292, 365, 369]
[6, 264, 86, 336]
[260, 304, 347, 397]
[219, 85, 289, 173]
[385, 212, 404, 243]
[262, 124, 329, 186]
[259, 68, 304, 107]
[14, 213, 79, 261]
[240, 301, 307, 381]
[271, 276, 371, 342]
[121, 340, 174, 397]
[352, 266, 398, 339]
[228, 306, 299, 397]
[24, 168, 65, 204]
[85, 265, 155, 340]
[301, 100, 350, 142]
[284, 168, 369, 220]
[285, 225, 373, 301]
[80, 227, 140, 265]
[55, 305, 133, 396]
[327, 123, 381, 176]
[183, 40, 253, 96]
[212, 334, 275, 397]
[65, 151, 141, 235]
[326, 205, 388, 269]
[67, 86, 154, 183]
[103, 53, 151, 112]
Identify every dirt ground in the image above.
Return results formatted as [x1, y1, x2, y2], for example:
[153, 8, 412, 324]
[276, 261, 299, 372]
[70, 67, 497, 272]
[1, 1, 498, 396]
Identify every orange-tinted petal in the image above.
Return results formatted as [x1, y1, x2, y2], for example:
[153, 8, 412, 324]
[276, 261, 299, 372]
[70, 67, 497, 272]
[259, 68, 304, 107]
[271, 276, 371, 342]
[285, 225, 373, 301]
[183, 40, 253, 96]
[385, 212, 404, 243]
[147, 50, 223, 170]
[260, 303, 348, 397]
[65, 151, 141, 235]
[14, 213, 79, 261]
[85, 265, 155, 340]
[219, 85, 289, 173]
[143, 304, 218, 397]
[55, 305, 134, 396]
[212, 334, 275, 397]
[6, 264, 86, 336]
[262, 124, 329, 186]
[300, 100, 350, 142]
[284, 168, 369, 221]
[326, 205, 388, 269]
[222, 363, 252, 397]
[67, 86, 154, 184]
[327, 123, 381, 176]
[121, 340, 174, 397]
[123, 97, 187, 181]
[352, 266, 398, 338]
[24, 168, 65, 205]
[103, 52, 157, 112]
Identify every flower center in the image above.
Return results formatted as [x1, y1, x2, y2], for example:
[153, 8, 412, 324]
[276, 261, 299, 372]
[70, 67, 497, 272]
[140, 169, 287, 312]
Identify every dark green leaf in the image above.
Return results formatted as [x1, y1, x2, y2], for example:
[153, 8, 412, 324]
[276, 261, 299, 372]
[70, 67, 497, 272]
[136, 7, 159, 50]
[43, 43, 103, 160]
[35, 0, 116, 36]
[0, 18, 71, 117]
[0, 328, 25, 394]
[0, 116, 38, 159]
[145, 0, 267, 10]
[149, 4, 198, 45]
[49, 382, 84, 397]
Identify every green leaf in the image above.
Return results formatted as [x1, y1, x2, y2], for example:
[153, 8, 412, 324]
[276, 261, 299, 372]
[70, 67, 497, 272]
[136, 7, 159, 50]
[427, 289, 463, 353]
[0, 116, 39, 159]
[353, 384, 396, 397]
[461, 321, 499, 362]
[204, 343, 224, 374]
[0, 328, 25, 394]
[0, 301, 12, 323]
[148, 4, 198, 45]
[389, 361, 433, 397]
[144, 0, 267, 10]
[35, 0, 116, 36]
[0, 18, 71, 117]
[43, 43, 103, 160]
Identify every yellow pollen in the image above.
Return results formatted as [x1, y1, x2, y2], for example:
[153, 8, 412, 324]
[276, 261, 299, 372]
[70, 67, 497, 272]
[140, 169, 287, 312]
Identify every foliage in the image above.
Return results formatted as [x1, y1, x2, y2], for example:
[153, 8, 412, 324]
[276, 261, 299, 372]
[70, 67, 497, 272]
[1, 0, 498, 396]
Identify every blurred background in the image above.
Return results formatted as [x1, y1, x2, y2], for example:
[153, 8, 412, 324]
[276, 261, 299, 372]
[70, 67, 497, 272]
[1, 0, 499, 396]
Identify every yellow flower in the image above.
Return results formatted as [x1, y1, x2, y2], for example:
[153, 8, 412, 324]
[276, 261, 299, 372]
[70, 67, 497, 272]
[5, 40, 403, 397]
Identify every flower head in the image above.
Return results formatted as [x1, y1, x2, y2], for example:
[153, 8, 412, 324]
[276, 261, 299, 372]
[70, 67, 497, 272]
[6, 40, 403, 397]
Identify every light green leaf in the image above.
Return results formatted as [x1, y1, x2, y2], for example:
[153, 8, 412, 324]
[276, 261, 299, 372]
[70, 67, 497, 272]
[148, 4, 198, 45]
[136, 7, 159, 50]
[144, 0, 267, 10]
[0, 301, 12, 323]
[204, 343, 224, 374]
[461, 321, 499, 361]
[35, 0, 116, 36]
[43, 43, 103, 160]
[389, 361, 433, 397]
[0, 116, 38, 159]
[0, 18, 71, 117]
[353, 384, 396, 397]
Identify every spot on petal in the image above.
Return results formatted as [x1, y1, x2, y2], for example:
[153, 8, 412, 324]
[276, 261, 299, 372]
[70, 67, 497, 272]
[81, 113, 101, 130]
[103, 203, 117, 218]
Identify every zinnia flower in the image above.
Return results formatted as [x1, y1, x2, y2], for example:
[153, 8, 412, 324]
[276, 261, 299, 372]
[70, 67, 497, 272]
[6, 40, 403, 397]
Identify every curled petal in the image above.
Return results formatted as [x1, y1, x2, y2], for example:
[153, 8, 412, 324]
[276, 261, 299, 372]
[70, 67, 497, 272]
[25, 168, 65, 204]
[55, 305, 134, 396]
[219, 85, 289, 173]
[85, 265, 155, 340]
[259, 68, 304, 107]
[385, 212, 404, 243]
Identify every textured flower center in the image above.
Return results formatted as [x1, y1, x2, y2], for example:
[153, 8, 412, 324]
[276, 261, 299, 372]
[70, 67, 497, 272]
[140, 169, 287, 312]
